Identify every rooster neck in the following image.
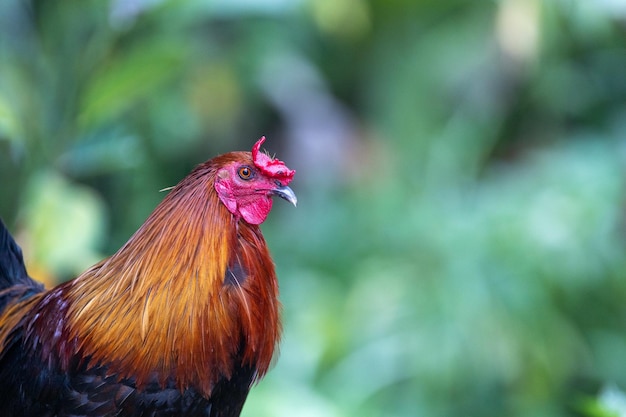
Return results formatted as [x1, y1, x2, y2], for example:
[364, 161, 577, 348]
[29, 161, 281, 398]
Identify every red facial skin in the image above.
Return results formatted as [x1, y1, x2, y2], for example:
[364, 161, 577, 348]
[214, 137, 295, 225]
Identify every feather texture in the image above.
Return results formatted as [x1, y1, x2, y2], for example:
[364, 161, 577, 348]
[0, 145, 292, 416]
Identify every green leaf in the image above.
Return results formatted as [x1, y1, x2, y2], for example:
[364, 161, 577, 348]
[78, 39, 187, 130]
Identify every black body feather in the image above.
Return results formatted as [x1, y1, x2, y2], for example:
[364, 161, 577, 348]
[0, 219, 44, 311]
[0, 338, 255, 417]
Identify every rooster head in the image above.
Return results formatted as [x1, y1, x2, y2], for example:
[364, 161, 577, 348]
[215, 136, 296, 225]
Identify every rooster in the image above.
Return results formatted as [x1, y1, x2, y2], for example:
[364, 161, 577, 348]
[0, 137, 296, 417]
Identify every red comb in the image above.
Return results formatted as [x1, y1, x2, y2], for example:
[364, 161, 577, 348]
[252, 137, 295, 185]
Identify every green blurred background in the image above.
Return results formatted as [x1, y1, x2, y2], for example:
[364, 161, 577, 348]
[2, 0, 626, 416]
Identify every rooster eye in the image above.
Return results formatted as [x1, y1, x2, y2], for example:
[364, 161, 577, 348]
[238, 166, 253, 180]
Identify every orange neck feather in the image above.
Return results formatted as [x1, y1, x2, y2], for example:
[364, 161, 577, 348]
[47, 156, 280, 397]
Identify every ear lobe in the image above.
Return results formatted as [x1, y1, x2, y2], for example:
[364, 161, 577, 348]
[215, 179, 238, 214]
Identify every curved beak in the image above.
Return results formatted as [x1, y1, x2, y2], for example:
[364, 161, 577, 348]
[272, 185, 297, 207]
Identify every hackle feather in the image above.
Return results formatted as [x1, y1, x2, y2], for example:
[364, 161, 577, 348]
[18, 152, 281, 397]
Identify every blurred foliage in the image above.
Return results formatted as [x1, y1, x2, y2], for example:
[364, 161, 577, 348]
[1, 0, 626, 416]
